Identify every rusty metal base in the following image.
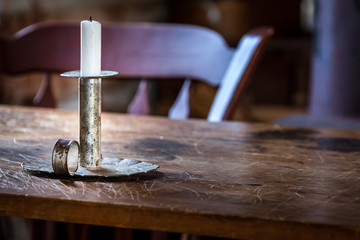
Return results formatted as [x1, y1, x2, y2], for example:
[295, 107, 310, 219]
[22, 158, 159, 177]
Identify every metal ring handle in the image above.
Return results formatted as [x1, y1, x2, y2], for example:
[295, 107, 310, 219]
[52, 139, 79, 176]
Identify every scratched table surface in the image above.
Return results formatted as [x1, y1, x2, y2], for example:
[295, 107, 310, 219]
[0, 105, 360, 240]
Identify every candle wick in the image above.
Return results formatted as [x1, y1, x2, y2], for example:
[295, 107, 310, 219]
[90, 16, 92, 22]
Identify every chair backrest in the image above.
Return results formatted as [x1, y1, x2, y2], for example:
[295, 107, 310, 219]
[0, 21, 273, 121]
[207, 27, 273, 122]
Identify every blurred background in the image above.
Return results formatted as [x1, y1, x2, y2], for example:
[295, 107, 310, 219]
[0, 0, 314, 122]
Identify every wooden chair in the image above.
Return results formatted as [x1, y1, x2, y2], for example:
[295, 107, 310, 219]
[0, 22, 273, 122]
[0, 21, 273, 240]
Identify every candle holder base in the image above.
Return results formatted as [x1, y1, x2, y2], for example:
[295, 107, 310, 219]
[22, 69, 159, 178]
[22, 157, 158, 177]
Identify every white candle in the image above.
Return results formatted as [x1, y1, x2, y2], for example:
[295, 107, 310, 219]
[80, 19, 101, 76]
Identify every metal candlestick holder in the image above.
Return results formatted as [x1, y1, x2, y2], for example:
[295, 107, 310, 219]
[23, 70, 158, 177]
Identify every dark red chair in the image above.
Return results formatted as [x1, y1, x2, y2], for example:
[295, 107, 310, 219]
[0, 22, 273, 240]
[0, 21, 273, 122]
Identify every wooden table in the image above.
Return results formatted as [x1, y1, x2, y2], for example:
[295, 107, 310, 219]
[0, 105, 360, 240]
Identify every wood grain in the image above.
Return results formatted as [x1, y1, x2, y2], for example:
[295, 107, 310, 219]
[0, 105, 360, 239]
